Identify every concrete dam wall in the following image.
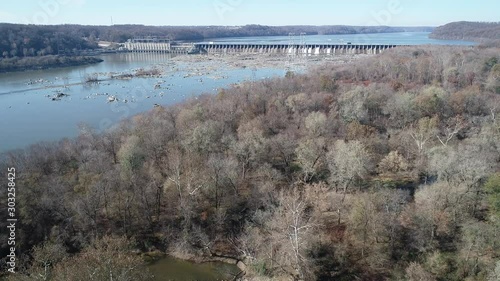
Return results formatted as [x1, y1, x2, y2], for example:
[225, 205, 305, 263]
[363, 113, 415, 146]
[121, 39, 403, 55]
[195, 43, 402, 55]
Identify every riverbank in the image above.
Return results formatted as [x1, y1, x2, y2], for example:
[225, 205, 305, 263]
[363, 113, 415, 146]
[169, 249, 246, 271]
[0, 55, 103, 73]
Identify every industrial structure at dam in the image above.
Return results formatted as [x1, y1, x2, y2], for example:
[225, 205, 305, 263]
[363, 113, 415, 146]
[122, 37, 402, 55]
[123, 37, 197, 54]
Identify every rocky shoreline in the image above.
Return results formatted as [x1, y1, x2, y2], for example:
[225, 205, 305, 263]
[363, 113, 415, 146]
[169, 250, 247, 273]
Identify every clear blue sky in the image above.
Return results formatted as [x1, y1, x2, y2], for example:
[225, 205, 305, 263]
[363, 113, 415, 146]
[1, 0, 499, 26]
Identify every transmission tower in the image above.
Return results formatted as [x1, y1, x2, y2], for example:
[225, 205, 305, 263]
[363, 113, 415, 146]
[299, 32, 307, 72]
[286, 33, 297, 75]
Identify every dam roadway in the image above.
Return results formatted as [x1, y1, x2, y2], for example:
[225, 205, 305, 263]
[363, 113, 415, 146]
[194, 43, 403, 55]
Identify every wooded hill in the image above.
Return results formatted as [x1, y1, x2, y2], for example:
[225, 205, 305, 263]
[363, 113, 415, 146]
[430, 21, 500, 42]
[1, 45, 500, 280]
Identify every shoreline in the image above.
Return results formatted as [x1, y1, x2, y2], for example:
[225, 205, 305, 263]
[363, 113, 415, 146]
[167, 250, 245, 268]
[144, 250, 246, 280]
[167, 250, 247, 279]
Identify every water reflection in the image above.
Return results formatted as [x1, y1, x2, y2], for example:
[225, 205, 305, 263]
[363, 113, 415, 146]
[120, 52, 175, 63]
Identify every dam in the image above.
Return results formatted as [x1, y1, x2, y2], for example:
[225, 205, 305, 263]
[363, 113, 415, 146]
[122, 37, 402, 55]
[194, 43, 401, 55]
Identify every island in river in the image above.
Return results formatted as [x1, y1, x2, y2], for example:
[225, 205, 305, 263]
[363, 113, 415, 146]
[0, 55, 103, 73]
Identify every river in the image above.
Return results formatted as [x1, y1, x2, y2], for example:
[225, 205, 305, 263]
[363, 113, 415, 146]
[0, 52, 283, 153]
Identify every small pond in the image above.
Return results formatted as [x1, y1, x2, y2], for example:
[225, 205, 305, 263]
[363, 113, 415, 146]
[148, 256, 241, 281]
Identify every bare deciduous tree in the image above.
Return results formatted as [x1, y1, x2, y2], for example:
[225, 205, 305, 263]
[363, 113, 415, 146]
[327, 140, 370, 196]
[409, 116, 438, 157]
[327, 140, 371, 224]
[265, 189, 318, 280]
[295, 137, 326, 183]
[304, 111, 327, 137]
[405, 262, 436, 281]
[51, 236, 152, 281]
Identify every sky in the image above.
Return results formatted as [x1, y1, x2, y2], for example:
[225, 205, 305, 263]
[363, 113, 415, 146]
[0, 0, 499, 27]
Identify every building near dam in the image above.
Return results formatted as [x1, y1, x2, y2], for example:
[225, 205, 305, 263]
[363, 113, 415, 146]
[123, 37, 198, 54]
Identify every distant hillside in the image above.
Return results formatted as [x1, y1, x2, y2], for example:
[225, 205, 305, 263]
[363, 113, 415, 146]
[0, 24, 433, 59]
[430, 21, 500, 41]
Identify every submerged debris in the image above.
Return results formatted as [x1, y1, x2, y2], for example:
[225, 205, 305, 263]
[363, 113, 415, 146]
[49, 91, 70, 101]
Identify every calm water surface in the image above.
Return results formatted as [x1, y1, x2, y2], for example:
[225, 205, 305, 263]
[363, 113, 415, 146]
[148, 257, 240, 281]
[0, 53, 283, 152]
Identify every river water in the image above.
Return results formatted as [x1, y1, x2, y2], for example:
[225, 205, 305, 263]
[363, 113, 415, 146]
[0, 32, 476, 153]
[204, 32, 475, 46]
[0, 52, 283, 153]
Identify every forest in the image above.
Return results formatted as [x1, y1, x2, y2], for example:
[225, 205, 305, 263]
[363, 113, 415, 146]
[0, 44, 500, 281]
[430, 21, 500, 42]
